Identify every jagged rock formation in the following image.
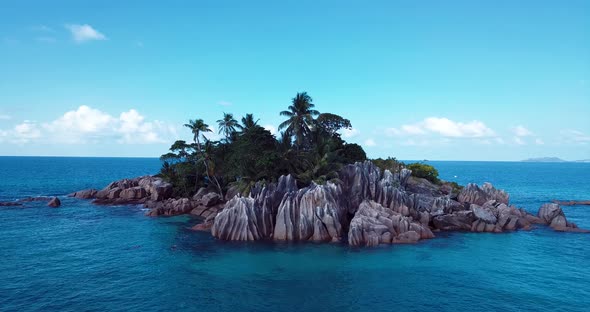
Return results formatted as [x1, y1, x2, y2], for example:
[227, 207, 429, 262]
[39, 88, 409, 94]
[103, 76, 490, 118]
[69, 161, 588, 246]
[69, 176, 173, 205]
[273, 182, 345, 242]
[69, 175, 223, 217]
[69, 189, 98, 199]
[458, 183, 509, 206]
[349, 200, 434, 247]
[210, 161, 587, 245]
[538, 203, 589, 232]
[212, 175, 298, 241]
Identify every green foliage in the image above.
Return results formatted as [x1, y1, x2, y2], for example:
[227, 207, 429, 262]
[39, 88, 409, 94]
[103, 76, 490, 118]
[315, 113, 352, 136]
[216, 113, 239, 141]
[406, 162, 440, 184]
[279, 92, 320, 148]
[159, 92, 370, 196]
[226, 125, 281, 183]
[342, 143, 367, 163]
[371, 157, 404, 173]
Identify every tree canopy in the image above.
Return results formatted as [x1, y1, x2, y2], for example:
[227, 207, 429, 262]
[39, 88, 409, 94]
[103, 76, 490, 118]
[159, 92, 370, 197]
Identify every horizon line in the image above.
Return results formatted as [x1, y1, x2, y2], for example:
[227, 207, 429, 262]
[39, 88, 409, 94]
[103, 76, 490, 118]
[0, 155, 587, 163]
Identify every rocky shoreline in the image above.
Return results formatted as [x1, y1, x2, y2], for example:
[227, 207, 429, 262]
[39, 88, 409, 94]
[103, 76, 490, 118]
[64, 161, 588, 246]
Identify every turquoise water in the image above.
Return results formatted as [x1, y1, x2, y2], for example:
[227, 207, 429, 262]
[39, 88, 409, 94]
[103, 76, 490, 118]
[1, 157, 589, 312]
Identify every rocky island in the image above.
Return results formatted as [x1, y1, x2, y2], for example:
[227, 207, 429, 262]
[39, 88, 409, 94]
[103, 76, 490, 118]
[69, 160, 588, 247]
[64, 92, 589, 246]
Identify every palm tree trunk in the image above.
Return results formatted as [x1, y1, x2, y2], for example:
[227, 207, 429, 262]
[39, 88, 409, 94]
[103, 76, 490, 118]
[196, 135, 224, 198]
[195, 136, 201, 192]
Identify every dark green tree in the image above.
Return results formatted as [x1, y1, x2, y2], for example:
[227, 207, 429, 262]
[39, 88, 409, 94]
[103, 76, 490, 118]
[279, 92, 320, 148]
[184, 119, 223, 196]
[216, 113, 239, 142]
[237, 113, 259, 133]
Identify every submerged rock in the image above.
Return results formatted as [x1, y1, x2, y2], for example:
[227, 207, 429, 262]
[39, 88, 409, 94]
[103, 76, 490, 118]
[0, 202, 23, 207]
[47, 197, 61, 208]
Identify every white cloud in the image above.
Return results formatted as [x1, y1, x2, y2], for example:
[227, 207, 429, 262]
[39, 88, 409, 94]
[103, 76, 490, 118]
[364, 138, 376, 147]
[513, 125, 533, 137]
[535, 138, 545, 145]
[0, 106, 175, 145]
[218, 101, 232, 107]
[340, 128, 359, 138]
[117, 109, 171, 144]
[263, 125, 277, 135]
[65, 24, 107, 42]
[387, 117, 495, 138]
[0, 121, 41, 144]
[513, 137, 525, 145]
[560, 129, 590, 144]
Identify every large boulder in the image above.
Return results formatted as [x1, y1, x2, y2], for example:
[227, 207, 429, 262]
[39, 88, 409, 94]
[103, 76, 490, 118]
[147, 179, 173, 201]
[68, 189, 98, 199]
[192, 187, 210, 201]
[145, 198, 196, 216]
[433, 211, 475, 231]
[458, 183, 509, 206]
[273, 182, 345, 242]
[348, 200, 434, 247]
[47, 197, 61, 208]
[212, 197, 268, 241]
[471, 203, 497, 224]
[405, 176, 443, 197]
[201, 192, 221, 207]
[537, 203, 589, 232]
[120, 187, 147, 200]
[538, 203, 564, 224]
[211, 175, 299, 241]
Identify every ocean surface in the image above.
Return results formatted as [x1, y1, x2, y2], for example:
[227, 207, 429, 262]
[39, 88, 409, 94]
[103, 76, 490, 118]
[1, 157, 589, 312]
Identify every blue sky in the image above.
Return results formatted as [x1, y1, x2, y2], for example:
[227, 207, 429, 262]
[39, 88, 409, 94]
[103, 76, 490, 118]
[0, 0, 588, 160]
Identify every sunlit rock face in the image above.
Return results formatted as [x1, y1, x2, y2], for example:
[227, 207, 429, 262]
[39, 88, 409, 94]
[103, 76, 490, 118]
[76, 161, 578, 245]
[212, 161, 589, 244]
[458, 182, 509, 206]
[348, 200, 434, 247]
[212, 162, 424, 244]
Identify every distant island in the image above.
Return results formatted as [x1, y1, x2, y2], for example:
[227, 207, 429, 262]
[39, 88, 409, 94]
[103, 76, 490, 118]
[522, 157, 590, 163]
[522, 157, 566, 162]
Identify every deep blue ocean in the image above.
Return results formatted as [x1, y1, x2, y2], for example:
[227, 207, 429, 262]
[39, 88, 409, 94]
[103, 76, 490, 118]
[1, 157, 589, 312]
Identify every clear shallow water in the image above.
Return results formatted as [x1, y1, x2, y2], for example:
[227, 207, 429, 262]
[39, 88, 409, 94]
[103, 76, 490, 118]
[1, 157, 589, 312]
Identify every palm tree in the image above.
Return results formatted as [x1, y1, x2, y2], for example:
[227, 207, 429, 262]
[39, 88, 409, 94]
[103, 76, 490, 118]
[184, 119, 223, 196]
[216, 112, 239, 142]
[237, 113, 259, 133]
[279, 92, 320, 148]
